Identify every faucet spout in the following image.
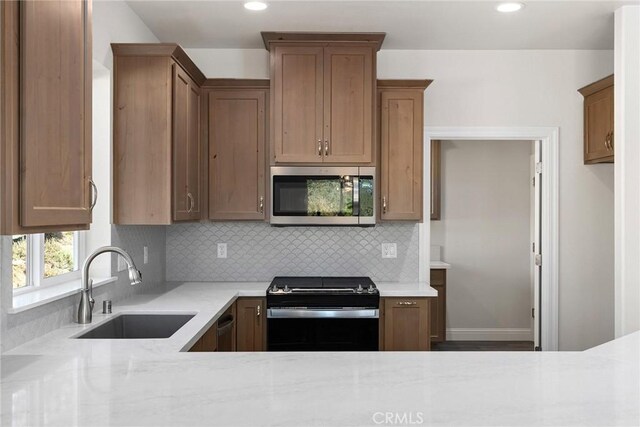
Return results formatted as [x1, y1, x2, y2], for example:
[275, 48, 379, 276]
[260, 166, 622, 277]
[77, 246, 142, 324]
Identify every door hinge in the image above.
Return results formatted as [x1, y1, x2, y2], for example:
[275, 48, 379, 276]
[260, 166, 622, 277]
[535, 162, 543, 174]
[532, 242, 535, 252]
[532, 308, 535, 318]
[535, 254, 542, 266]
[532, 176, 535, 187]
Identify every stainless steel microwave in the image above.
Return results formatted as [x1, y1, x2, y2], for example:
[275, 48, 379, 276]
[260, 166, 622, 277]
[270, 166, 375, 226]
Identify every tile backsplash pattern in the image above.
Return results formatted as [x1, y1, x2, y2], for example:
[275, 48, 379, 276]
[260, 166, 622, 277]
[167, 222, 419, 282]
[0, 226, 166, 352]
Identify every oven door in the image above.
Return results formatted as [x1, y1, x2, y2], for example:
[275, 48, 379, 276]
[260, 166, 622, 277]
[267, 307, 379, 351]
[270, 167, 375, 225]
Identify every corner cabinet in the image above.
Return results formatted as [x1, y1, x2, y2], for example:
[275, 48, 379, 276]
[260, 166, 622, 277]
[378, 80, 432, 221]
[380, 297, 431, 351]
[579, 75, 614, 164]
[206, 80, 268, 221]
[236, 298, 266, 351]
[264, 32, 384, 165]
[1, 0, 93, 234]
[112, 44, 206, 224]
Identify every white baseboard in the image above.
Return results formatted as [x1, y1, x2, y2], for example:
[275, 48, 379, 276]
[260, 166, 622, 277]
[446, 328, 533, 341]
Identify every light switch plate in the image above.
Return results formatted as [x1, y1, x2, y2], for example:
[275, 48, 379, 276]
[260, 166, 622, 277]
[143, 246, 149, 264]
[217, 243, 227, 259]
[381, 243, 397, 259]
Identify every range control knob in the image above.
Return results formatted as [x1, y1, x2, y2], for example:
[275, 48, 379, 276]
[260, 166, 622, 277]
[368, 286, 376, 294]
[356, 284, 363, 293]
[283, 285, 290, 293]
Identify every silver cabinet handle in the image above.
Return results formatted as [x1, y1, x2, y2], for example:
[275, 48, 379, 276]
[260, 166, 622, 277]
[604, 132, 610, 151]
[397, 301, 417, 306]
[324, 139, 329, 156]
[187, 192, 194, 213]
[257, 304, 261, 317]
[318, 140, 322, 156]
[89, 179, 98, 211]
[259, 196, 264, 213]
[382, 196, 387, 214]
[609, 131, 614, 151]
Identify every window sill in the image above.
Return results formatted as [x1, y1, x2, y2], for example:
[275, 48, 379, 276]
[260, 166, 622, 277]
[9, 277, 118, 314]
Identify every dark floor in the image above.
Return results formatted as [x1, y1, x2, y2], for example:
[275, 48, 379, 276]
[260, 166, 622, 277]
[431, 341, 535, 351]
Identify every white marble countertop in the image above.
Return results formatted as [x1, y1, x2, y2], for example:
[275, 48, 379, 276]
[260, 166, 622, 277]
[2, 282, 639, 426]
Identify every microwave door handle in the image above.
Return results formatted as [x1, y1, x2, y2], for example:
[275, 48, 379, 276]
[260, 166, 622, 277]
[352, 176, 359, 217]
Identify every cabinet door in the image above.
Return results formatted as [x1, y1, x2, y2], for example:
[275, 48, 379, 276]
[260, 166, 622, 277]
[189, 323, 218, 352]
[236, 298, 266, 351]
[272, 46, 324, 163]
[209, 90, 266, 220]
[383, 298, 430, 351]
[323, 46, 374, 163]
[380, 90, 424, 221]
[20, 0, 92, 227]
[584, 86, 614, 163]
[172, 65, 201, 221]
[429, 269, 446, 343]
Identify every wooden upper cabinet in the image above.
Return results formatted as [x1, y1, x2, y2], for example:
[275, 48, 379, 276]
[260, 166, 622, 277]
[112, 44, 205, 224]
[173, 65, 201, 221]
[378, 81, 431, 221]
[236, 298, 266, 352]
[323, 46, 374, 163]
[209, 86, 267, 220]
[1, 0, 92, 233]
[382, 297, 431, 351]
[272, 46, 324, 163]
[265, 32, 383, 165]
[579, 75, 614, 164]
[430, 141, 441, 221]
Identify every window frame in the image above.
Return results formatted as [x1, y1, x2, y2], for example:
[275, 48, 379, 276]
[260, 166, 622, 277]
[12, 231, 85, 295]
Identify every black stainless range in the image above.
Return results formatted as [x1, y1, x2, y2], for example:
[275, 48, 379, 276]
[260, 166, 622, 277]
[267, 276, 380, 351]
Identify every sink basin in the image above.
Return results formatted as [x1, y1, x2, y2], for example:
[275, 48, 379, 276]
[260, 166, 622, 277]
[76, 314, 195, 339]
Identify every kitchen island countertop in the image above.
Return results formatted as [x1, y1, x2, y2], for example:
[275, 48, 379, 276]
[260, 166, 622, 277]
[2, 282, 638, 427]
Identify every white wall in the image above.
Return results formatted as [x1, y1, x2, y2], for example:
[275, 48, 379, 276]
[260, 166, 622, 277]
[188, 48, 615, 350]
[431, 140, 533, 341]
[614, 6, 640, 338]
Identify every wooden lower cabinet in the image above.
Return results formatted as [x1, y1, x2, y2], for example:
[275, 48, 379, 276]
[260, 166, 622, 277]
[236, 298, 267, 351]
[189, 323, 218, 352]
[429, 269, 447, 343]
[380, 297, 431, 351]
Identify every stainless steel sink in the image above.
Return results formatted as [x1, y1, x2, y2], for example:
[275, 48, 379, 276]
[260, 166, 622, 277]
[76, 314, 195, 339]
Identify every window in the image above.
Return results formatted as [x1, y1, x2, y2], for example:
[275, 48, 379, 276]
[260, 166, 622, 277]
[12, 232, 84, 291]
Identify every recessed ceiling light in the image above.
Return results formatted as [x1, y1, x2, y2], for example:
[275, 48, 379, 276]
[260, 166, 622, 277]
[244, 1, 268, 11]
[496, 2, 524, 13]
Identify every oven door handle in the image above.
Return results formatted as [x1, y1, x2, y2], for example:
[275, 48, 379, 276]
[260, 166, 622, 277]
[267, 308, 379, 319]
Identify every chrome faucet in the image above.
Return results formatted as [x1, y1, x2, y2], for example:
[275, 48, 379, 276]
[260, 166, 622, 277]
[77, 246, 142, 324]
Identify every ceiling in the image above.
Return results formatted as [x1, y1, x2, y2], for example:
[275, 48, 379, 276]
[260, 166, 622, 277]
[124, 0, 639, 50]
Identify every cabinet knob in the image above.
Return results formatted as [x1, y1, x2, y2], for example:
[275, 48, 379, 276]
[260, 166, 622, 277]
[382, 196, 387, 214]
[256, 305, 261, 317]
[318, 140, 322, 156]
[324, 140, 329, 156]
[609, 131, 614, 151]
[259, 196, 264, 213]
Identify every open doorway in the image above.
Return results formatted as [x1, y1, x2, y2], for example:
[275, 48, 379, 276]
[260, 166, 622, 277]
[429, 139, 538, 351]
[419, 127, 559, 351]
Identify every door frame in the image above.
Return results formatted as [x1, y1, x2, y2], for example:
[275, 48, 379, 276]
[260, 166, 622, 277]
[419, 126, 559, 351]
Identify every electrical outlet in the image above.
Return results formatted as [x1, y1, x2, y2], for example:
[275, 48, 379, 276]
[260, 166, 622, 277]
[381, 243, 397, 259]
[117, 255, 126, 272]
[143, 246, 149, 264]
[217, 243, 227, 259]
